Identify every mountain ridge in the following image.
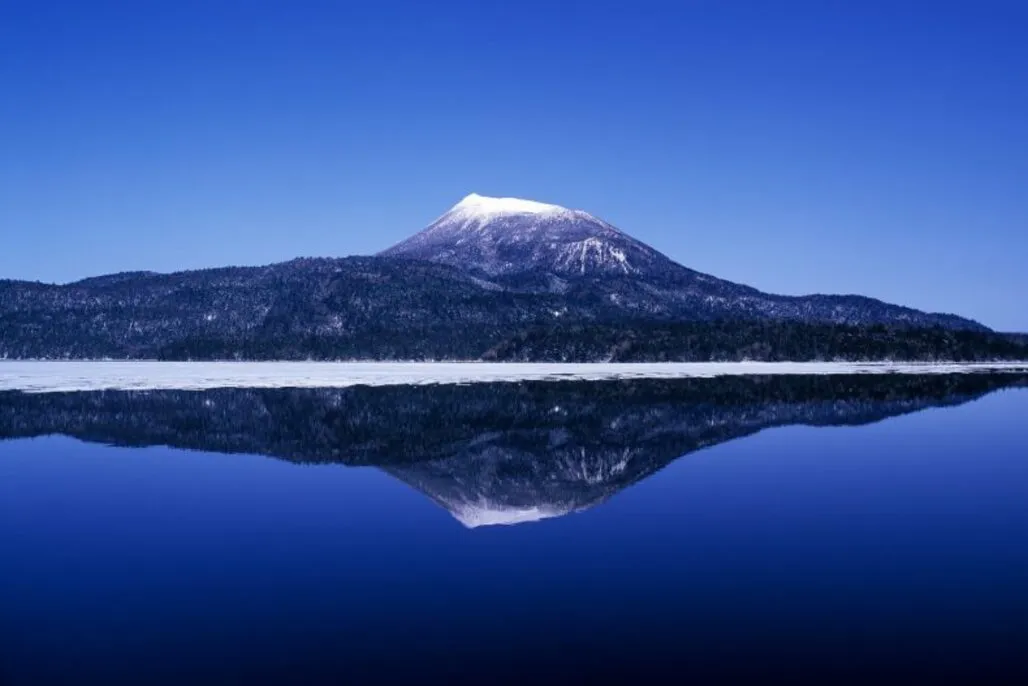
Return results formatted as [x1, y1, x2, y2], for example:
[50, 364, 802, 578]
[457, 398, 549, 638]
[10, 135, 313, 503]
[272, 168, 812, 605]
[383, 194, 982, 330]
[1, 193, 1020, 361]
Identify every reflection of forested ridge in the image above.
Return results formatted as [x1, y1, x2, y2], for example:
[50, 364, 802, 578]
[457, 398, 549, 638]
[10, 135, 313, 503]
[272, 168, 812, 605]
[1, 375, 1024, 525]
[0, 374, 1022, 460]
[0, 375, 1023, 465]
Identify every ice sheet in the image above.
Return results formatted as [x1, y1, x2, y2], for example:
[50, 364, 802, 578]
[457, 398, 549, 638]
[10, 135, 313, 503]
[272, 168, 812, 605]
[1, 360, 1027, 393]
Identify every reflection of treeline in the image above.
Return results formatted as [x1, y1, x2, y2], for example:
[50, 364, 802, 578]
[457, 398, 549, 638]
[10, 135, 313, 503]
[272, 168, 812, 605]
[483, 321, 1028, 362]
[0, 374, 1024, 469]
[152, 322, 1028, 362]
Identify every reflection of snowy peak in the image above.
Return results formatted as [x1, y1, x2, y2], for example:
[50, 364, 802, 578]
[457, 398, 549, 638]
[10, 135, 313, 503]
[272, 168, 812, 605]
[447, 503, 571, 528]
[380, 193, 678, 277]
[382, 390, 993, 528]
[384, 442, 627, 528]
[1, 374, 1024, 527]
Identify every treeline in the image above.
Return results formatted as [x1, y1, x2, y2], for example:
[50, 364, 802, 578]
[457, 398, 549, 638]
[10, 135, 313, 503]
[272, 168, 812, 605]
[126, 321, 1028, 362]
[153, 325, 500, 361]
[481, 321, 1028, 363]
[5, 317, 1027, 363]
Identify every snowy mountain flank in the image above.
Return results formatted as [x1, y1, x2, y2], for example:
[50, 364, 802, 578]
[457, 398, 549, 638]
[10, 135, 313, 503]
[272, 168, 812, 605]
[380, 193, 674, 277]
[2, 193, 1023, 361]
[382, 193, 980, 329]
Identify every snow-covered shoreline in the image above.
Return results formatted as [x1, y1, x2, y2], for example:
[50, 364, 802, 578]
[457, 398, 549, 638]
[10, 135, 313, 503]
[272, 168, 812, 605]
[1, 360, 1027, 393]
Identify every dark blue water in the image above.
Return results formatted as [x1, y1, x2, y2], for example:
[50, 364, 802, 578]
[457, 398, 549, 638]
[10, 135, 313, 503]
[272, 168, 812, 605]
[1, 376, 1026, 684]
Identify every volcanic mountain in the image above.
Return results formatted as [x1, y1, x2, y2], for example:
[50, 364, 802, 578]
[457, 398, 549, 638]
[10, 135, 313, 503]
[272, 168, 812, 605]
[1, 192, 1017, 361]
[380, 193, 678, 278]
[382, 193, 983, 330]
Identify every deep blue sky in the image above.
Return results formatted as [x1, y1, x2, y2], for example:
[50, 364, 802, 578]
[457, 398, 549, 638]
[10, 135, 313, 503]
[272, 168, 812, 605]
[2, 1, 1026, 330]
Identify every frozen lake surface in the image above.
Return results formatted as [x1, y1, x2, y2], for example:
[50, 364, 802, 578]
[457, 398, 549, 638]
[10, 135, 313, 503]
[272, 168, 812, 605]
[1, 359, 1028, 392]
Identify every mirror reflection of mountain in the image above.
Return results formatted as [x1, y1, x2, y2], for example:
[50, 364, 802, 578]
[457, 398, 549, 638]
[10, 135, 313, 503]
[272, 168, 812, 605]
[2, 374, 1025, 526]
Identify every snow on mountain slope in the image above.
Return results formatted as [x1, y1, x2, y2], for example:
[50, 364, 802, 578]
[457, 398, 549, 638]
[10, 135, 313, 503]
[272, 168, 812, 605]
[0, 193, 989, 362]
[443, 192, 568, 219]
[380, 193, 679, 277]
[379, 193, 986, 331]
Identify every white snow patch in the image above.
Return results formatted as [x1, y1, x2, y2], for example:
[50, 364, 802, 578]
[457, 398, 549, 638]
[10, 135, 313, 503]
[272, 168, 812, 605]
[0, 361, 1026, 393]
[449, 501, 570, 528]
[452, 193, 570, 217]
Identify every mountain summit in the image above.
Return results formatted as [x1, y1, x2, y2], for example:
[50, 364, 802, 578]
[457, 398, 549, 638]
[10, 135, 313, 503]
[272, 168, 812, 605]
[0, 193, 1007, 361]
[380, 193, 676, 277]
[381, 194, 985, 331]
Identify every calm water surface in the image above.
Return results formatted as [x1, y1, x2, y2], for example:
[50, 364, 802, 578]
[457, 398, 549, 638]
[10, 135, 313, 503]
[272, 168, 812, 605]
[1, 375, 1026, 684]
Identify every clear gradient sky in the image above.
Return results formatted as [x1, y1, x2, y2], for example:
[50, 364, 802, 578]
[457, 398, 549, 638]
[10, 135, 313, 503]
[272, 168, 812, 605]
[1, 1, 1026, 330]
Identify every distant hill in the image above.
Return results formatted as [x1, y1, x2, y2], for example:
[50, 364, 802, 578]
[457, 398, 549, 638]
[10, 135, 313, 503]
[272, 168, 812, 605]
[2, 193, 1018, 362]
[482, 321, 1028, 363]
[381, 194, 984, 330]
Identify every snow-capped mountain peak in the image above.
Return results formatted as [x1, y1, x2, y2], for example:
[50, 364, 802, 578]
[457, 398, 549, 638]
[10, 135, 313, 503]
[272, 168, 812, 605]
[451, 193, 572, 218]
[380, 193, 674, 277]
[372, 194, 988, 331]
